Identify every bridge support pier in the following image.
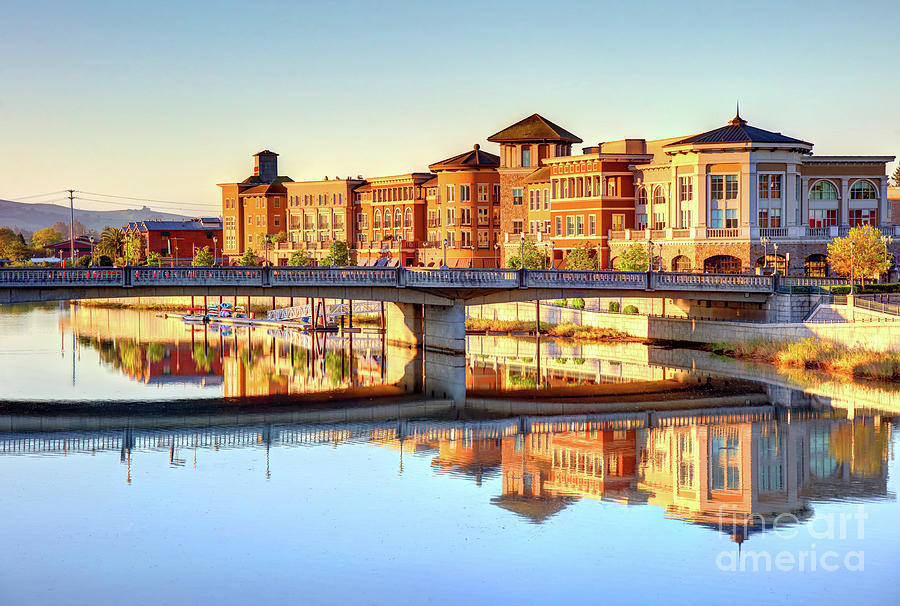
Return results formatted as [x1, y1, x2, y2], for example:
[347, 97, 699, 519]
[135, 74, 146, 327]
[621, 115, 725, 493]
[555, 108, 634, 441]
[385, 302, 424, 348]
[425, 350, 466, 405]
[385, 300, 466, 355]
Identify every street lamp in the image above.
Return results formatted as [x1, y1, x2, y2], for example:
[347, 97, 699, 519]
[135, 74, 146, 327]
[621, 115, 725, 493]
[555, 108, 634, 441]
[549, 240, 556, 270]
[442, 237, 448, 269]
[89, 236, 95, 266]
[849, 241, 855, 295]
[212, 236, 218, 266]
[772, 242, 779, 275]
[519, 233, 526, 270]
[760, 236, 770, 270]
[397, 235, 403, 268]
[264, 234, 272, 267]
[647, 239, 654, 272]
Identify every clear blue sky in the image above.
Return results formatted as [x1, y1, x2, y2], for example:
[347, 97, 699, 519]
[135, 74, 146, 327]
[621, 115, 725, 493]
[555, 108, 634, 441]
[1, 0, 898, 215]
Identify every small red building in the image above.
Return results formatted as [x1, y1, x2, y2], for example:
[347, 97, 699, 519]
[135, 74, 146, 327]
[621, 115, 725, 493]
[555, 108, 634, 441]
[124, 218, 223, 265]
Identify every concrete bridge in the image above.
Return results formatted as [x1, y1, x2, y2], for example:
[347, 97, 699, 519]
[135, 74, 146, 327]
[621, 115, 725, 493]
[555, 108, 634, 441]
[0, 266, 844, 354]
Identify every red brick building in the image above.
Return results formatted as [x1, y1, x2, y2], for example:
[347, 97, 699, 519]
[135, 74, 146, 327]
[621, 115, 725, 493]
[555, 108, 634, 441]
[124, 218, 222, 265]
[354, 173, 433, 266]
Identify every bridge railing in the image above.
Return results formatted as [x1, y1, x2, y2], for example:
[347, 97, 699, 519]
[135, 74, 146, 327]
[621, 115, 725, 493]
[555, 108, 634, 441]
[652, 272, 775, 292]
[524, 270, 647, 289]
[0, 267, 124, 286]
[405, 268, 519, 288]
[271, 267, 397, 287]
[131, 267, 264, 286]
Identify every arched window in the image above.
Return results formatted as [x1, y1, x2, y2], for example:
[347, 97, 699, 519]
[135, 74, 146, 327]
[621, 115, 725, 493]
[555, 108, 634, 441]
[383, 210, 391, 229]
[804, 254, 828, 277]
[671, 255, 692, 272]
[653, 185, 665, 205]
[704, 255, 742, 274]
[850, 180, 877, 200]
[809, 180, 838, 200]
[608, 179, 617, 197]
[638, 187, 648, 206]
[394, 208, 402, 229]
[404, 208, 412, 228]
[374, 210, 382, 229]
[755, 255, 787, 275]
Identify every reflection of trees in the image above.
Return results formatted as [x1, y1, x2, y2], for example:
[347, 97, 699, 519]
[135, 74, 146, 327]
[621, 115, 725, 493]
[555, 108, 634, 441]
[828, 422, 890, 478]
[192, 344, 219, 372]
[79, 336, 164, 377]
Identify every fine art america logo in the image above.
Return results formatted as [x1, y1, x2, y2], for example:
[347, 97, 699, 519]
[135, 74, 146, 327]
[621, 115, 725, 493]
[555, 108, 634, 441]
[715, 505, 867, 573]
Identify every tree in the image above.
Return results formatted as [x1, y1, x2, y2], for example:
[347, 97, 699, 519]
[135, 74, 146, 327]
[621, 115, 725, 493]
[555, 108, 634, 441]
[51, 220, 87, 238]
[2, 239, 31, 262]
[618, 242, 649, 271]
[320, 241, 350, 266]
[892, 164, 900, 187]
[827, 225, 893, 285]
[123, 232, 144, 265]
[146, 252, 162, 267]
[564, 242, 598, 270]
[238, 248, 260, 267]
[506, 239, 549, 269]
[0, 226, 16, 249]
[271, 231, 287, 244]
[31, 227, 63, 249]
[288, 249, 316, 267]
[192, 246, 215, 266]
[97, 227, 125, 260]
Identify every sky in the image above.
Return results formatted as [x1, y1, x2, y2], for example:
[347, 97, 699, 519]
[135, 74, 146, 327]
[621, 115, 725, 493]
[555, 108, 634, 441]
[1, 0, 898, 216]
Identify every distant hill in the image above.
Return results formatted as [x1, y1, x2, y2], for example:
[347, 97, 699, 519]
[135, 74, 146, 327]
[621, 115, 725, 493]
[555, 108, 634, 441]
[0, 199, 202, 237]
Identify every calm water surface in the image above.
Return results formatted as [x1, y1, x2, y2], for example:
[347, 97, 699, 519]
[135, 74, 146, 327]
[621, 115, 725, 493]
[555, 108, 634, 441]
[0, 304, 898, 605]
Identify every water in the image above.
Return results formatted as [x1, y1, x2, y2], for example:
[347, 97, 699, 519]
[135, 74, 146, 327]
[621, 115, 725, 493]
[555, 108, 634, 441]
[1, 303, 898, 605]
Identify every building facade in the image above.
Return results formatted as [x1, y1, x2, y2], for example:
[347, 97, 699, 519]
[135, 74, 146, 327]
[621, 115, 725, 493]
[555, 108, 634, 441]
[124, 218, 222, 264]
[283, 177, 364, 265]
[354, 173, 433, 266]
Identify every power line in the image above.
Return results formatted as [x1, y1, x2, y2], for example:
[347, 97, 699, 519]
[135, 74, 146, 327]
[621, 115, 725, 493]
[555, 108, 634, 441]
[2, 190, 68, 201]
[76, 190, 220, 209]
[74, 196, 217, 213]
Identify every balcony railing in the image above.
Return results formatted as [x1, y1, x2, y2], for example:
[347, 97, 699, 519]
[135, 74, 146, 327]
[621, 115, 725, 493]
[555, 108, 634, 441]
[706, 228, 740, 239]
[758, 227, 788, 238]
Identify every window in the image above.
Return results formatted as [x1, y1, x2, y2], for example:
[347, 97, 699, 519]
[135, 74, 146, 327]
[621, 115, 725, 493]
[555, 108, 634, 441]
[493, 208, 500, 226]
[653, 212, 666, 229]
[460, 230, 472, 247]
[529, 190, 536, 210]
[256, 215, 264, 226]
[809, 209, 838, 228]
[636, 213, 648, 230]
[758, 208, 781, 228]
[543, 189, 549, 210]
[584, 178, 592, 197]
[493, 184, 500, 203]
[810, 180, 838, 200]
[678, 177, 693, 202]
[478, 184, 488, 202]
[374, 210, 381, 229]
[521, 147, 531, 168]
[460, 208, 471, 226]
[446, 231, 455, 247]
[274, 215, 280, 227]
[725, 208, 738, 228]
[680, 210, 693, 229]
[710, 209, 723, 229]
[274, 197, 280, 209]
[395, 209, 402, 229]
[612, 214, 624, 231]
[477, 207, 489, 226]
[589, 215, 597, 235]
[404, 208, 412, 228]
[512, 220, 523, 234]
[357, 213, 368, 229]
[478, 230, 489, 248]
[759, 174, 782, 199]
[446, 208, 455, 226]
[384, 211, 392, 229]
[446, 185, 455, 202]
[576, 215, 584, 236]
[653, 186, 665, 205]
[247, 216, 253, 225]
[849, 209, 877, 226]
[566, 216, 575, 236]
[710, 176, 724, 200]
[555, 216, 562, 236]
[638, 187, 648, 206]
[513, 188, 523, 205]
[726, 175, 738, 199]
[460, 184, 471, 202]
[850, 181, 877, 199]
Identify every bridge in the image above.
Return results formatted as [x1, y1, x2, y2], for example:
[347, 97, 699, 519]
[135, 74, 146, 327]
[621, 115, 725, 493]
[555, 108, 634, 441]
[0, 266, 844, 354]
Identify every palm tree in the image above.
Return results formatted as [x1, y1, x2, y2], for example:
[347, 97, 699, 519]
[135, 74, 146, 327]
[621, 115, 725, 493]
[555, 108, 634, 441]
[97, 227, 125, 261]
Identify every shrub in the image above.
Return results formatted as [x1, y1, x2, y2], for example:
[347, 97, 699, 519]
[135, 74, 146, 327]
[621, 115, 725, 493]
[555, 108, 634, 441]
[75, 255, 92, 267]
[571, 298, 585, 310]
[608, 301, 620, 313]
[554, 299, 568, 307]
[623, 305, 639, 315]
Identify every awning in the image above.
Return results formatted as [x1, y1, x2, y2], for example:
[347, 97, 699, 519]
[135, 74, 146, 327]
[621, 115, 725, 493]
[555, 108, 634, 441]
[387, 258, 400, 267]
[374, 257, 389, 267]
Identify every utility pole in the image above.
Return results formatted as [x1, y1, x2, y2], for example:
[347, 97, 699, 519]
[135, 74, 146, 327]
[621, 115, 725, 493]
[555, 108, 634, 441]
[68, 189, 76, 266]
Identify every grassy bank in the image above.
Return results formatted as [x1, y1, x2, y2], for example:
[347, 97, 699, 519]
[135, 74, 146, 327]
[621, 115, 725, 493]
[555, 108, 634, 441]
[709, 338, 900, 381]
[466, 318, 631, 342]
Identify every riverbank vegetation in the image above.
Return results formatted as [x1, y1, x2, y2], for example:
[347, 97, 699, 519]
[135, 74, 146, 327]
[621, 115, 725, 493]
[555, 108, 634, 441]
[465, 318, 630, 342]
[709, 338, 900, 381]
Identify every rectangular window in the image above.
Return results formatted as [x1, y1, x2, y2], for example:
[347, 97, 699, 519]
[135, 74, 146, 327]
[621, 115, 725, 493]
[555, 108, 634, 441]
[460, 208, 471, 226]
[849, 209, 877, 226]
[566, 216, 575, 236]
[446, 185, 455, 202]
[636, 213, 648, 230]
[460, 184, 471, 202]
[512, 188, 523, 205]
[710, 209, 724, 229]
[653, 212, 666, 229]
[725, 208, 738, 228]
[493, 184, 500, 203]
[680, 210, 693, 228]
[478, 184, 488, 202]
[521, 148, 531, 168]
[710, 176, 724, 200]
[460, 230, 472, 247]
[274, 215, 280, 227]
[809, 209, 838, 228]
[477, 207, 489, 226]
[529, 190, 536, 210]
[612, 214, 624, 231]
[589, 215, 597, 235]
[446, 231, 455, 247]
[555, 216, 562, 236]
[543, 189, 549, 210]
[478, 230, 489, 248]
[575, 215, 584, 236]
[248, 216, 253, 225]
[512, 220, 523, 234]
[492, 207, 500, 226]
[725, 175, 738, 199]
[679, 176, 693, 202]
[274, 197, 280, 209]
[357, 213, 368, 229]
[446, 208, 455, 226]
